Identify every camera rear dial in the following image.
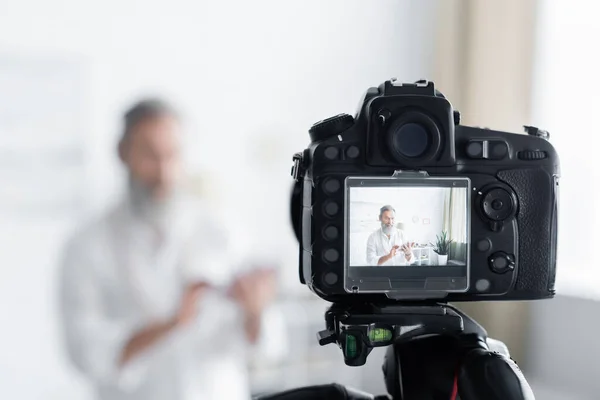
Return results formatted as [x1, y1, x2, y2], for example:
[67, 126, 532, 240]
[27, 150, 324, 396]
[481, 187, 517, 222]
[477, 183, 518, 232]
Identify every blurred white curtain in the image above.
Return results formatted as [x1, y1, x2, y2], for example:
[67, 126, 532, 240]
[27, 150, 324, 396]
[431, 0, 539, 364]
[442, 188, 467, 261]
[442, 188, 467, 243]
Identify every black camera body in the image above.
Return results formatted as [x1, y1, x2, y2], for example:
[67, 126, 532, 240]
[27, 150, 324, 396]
[290, 79, 559, 304]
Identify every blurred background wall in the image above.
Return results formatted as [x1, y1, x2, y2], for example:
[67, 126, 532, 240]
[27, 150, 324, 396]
[431, 0, 538, 367]
[0, 1, 437, 398]
[0, 0, 598, 399]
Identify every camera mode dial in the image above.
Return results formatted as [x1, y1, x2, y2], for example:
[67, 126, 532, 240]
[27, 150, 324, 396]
[309, 113, 355, 143]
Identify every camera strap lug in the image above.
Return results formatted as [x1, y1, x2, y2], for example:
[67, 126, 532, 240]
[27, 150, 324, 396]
[291, 152, 304, 181]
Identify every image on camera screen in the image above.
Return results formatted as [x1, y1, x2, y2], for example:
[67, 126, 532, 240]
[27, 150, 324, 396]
[344, 176, 470, 294]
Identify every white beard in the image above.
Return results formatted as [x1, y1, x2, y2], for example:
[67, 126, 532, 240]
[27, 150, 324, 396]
[382, 224, 394, 235]
[128, 177, 179, 229]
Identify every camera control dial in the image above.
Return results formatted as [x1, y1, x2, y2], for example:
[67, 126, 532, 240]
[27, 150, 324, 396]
[489, 251, 516, 274]
[309, 113, 354, 143]
[481, 187, 517, 221]
[477, 183, 519, 232]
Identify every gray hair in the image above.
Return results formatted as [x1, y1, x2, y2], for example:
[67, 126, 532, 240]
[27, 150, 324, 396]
[379, 205, 396, 217]
[120, 98, 179, 143]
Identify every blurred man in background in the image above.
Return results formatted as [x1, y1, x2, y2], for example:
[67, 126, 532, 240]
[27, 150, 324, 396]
[59, 99, 282, 400]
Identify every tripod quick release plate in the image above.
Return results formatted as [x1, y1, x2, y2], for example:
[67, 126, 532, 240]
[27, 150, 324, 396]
[318, 302, 485, 366]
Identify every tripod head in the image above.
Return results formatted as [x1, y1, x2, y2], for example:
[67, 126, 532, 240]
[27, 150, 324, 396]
[256, 303, 535, 400]
[317, 302, 486, 367]
[318, 302, 494, 399]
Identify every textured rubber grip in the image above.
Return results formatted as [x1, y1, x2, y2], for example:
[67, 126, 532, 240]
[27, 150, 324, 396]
[497, 168, 555, 296]
[458, 348, 535, 400]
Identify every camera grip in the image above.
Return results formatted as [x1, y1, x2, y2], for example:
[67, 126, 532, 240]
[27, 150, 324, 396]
[497, 168, 556, 296]
[458, 348, 535, 400]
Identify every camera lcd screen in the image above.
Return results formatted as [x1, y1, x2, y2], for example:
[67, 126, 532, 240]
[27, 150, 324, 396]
[344, 176, 470, 296]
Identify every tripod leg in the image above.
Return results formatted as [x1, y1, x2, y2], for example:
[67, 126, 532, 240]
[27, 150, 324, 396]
[458, 348, 535, 400]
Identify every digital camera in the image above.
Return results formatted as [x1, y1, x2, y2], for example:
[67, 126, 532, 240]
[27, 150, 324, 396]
[290, 79, 559, 304]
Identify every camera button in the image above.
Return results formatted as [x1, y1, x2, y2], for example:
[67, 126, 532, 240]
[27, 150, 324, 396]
[323, 272, 339, 286]
[324, 201, 339, 217]
[323, 249, 340, 263]
[489, 251, 515, 274]
[323, 178, 341, 194]
[324, 147, 339, 160]
[466, 141, 484, 158]
[481, 187, 516, 221]
[323, 225, 339, 240]
[475, 279, 491, 292]
[491, 141, 508, 159]
[491, 199, 503, 210]
[466, 140, 508, 160]
[476, 238, 491, 252]
[346, 146, 360, 159]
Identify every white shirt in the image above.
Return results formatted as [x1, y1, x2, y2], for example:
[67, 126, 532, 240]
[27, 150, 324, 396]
[59, 196, 284, 400]
[366, 228, 416, 266]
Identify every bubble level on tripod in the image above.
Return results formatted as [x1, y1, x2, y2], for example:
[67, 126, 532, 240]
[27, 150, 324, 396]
[344, 335, 358, 359]
[368, 328, 393, 343]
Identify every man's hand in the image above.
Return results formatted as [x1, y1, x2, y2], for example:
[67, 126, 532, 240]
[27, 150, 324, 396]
[228, 269, 277, 342]
[377, 245, 401, 265]
[400, 242, 415, 261]
[229, 269, 276, 316]
[119, 281, 210, 367]
[175, 282, 211, 327]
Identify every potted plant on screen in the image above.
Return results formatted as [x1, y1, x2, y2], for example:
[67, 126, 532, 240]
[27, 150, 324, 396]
[431, 231, 453, 266]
